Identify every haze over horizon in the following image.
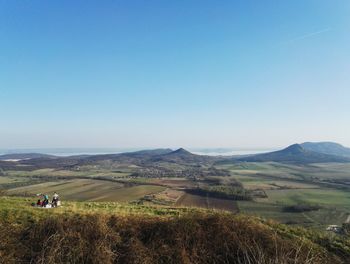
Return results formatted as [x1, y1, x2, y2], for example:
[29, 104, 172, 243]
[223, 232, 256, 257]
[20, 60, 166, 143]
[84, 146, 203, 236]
[1, 1, 349, 149]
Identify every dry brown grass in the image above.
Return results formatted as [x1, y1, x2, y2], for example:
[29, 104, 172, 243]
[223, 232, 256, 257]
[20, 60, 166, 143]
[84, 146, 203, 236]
[0, 212, 341, 264]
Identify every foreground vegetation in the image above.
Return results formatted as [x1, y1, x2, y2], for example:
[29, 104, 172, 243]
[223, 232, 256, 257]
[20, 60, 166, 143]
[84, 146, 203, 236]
[1, 197, 350, 263]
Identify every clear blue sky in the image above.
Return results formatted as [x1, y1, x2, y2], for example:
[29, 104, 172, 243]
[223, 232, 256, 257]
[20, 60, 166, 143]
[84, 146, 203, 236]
[1, 0, 349, 149]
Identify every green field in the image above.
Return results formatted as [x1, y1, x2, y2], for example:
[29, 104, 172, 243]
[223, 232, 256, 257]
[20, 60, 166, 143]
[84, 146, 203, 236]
[261, 188, 350, 209]
[215, 162, 350, 229]
[0, 176, 20, 184]
[220, 162, 350, 182]
[238, 200, 349, 228]
[6, 179, 166, 202]
[233, 175, 319, 190]
[4, 168, 131, 179]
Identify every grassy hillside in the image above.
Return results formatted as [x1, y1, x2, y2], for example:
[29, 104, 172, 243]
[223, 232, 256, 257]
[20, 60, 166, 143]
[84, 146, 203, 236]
[1, 197, 350, 264]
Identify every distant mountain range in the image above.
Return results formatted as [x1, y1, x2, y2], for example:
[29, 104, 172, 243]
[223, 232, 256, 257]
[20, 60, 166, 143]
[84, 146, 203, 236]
[1, 142, 350, 167]
[0, 148, 216, 171]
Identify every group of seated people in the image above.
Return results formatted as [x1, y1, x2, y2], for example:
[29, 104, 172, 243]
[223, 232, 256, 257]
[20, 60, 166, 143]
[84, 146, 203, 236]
[35, 192, 60, 208]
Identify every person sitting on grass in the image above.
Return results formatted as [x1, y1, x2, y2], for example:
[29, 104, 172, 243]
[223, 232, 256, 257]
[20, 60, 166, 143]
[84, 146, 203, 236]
[42, 194, 49, 207]
[36, 199, 42, 206]
[52, 192, 59, 207]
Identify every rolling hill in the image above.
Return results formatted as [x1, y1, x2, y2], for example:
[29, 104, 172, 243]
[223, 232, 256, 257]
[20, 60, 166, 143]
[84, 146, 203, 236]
[151, 148, 214, 164]
[237, 144, 350, 164]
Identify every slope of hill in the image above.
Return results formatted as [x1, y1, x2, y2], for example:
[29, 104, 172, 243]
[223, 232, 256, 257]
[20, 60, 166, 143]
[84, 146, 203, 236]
[21, 148, 214, 167]
[151, 148, 213, 164]
[0, 197, 349, 263]
[85, 148, 174, 161]
[237, 144, 350, 164]
[5, 149, 175, 170]
[301, 142, 350, 158]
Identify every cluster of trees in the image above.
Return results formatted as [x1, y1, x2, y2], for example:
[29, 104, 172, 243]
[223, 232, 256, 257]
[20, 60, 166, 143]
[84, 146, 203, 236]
[188, 186, 252, 201]
[282, 204, 321, 213]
